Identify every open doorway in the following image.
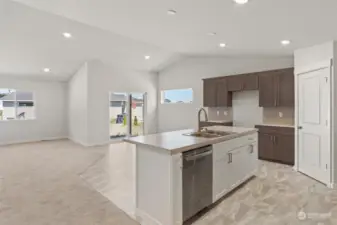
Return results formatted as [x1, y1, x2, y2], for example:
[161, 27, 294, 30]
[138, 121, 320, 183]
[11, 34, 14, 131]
[109, 92, 145, 140]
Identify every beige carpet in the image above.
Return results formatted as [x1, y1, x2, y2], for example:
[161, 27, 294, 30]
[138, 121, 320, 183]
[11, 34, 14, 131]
[0, 140, 138, 225]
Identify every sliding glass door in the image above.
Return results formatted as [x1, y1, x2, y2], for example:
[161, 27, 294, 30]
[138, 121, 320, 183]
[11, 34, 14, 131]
[130, 93, 145, 137]
[109, 92, 129, 139]
[109, 92, 145, 140]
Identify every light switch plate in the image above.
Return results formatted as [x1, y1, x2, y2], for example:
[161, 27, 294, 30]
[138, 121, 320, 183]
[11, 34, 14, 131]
[279, 112, 283, 118]
[217, 111, 219, 116]
[224, 111, 228, 116]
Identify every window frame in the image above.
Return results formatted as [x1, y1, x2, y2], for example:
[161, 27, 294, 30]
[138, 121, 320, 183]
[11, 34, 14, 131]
[160, 88, 194, 104]
[0, 89, 36, 122]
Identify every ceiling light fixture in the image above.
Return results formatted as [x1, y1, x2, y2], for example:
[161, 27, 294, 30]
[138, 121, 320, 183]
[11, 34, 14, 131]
[219, 43, 226, 48]
[207, 32, 217, 36]
[145, 55, 151, 60]
[43, 68, 50, 73]
[62, 32, 72, 38]
[167, 9, 177, 15]
[281, 40, 290, 45]
[234, 0, 249, 4]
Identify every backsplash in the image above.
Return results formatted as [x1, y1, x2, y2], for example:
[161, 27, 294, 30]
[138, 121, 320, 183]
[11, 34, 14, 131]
[206, 91, 294, 127]
[207, 107, 233, 121]
[232, 91, 263, 127]
[263, 107, 294, 125]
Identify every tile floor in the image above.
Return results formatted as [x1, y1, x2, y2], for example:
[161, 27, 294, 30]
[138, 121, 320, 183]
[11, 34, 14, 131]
[1, 140, 337, 225]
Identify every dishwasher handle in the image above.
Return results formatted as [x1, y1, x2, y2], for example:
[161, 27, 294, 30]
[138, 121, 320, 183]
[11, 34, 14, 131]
[184, 150, 212, 161]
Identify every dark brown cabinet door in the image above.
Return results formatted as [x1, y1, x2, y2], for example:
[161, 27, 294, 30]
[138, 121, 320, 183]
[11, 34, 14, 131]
[259, 74, 276, 107]
[226, 76, 243, 92]
[203, 79, 217, 107]
[276, 69, 294, 107]
[258, 133, 275, 160]
[274, 134, 295, 165]
[243, 74, 259, 90]
[216, 79, 232, 107]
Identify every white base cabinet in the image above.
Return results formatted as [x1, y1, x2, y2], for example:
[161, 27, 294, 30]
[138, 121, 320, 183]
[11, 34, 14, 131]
[213, 133, 258, 202]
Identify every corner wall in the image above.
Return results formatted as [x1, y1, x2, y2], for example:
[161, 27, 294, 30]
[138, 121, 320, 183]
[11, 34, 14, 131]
[0, 76, 68, 145]
[157, 56, 294, 132]
[68, 62, 89, 145]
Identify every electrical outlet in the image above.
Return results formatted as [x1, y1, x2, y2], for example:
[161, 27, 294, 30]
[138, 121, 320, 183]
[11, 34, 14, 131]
[224, 111, 228, 116]
[217, 110, 219, 116]
[279, 112, 283, 118]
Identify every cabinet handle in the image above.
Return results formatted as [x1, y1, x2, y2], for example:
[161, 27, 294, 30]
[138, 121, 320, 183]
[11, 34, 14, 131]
[270, 135, 273, 141]
[249, 145, 254, 154]
[228, 153, 232, 164]
[274, 136, 277, 144]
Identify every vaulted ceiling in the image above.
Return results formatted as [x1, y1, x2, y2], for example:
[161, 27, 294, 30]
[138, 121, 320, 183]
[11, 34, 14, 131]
[2, 0, 337, 80]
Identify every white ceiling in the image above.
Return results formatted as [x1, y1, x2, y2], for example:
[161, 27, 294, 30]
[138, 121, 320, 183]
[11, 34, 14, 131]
[0, 0, 177, 81]
[3, 0, 337, 80]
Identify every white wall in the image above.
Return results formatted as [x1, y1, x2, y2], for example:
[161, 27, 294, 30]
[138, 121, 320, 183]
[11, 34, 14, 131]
[158, 56, 294, 132]
[86, 60, 158, 146]
[0, 76, 67, 145]
[68, 63, 89, 145]
[294, 42, 334, 71]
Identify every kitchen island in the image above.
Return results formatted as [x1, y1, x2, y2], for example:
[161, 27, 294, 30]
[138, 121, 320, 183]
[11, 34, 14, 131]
[124, 126, 258, 225]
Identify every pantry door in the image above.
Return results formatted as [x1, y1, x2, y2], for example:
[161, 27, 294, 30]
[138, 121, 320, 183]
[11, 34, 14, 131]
[298, 66, 331, 185]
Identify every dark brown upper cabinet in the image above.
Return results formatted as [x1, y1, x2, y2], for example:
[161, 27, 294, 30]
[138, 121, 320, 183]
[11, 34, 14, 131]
[243, 73, 259, 90]
[203, 79, 217, 107]
[259, 68, 294, 107]
[276, 68, 295, 107]
[226, 73, 259, 92]
[226, 76, 243, 91]
[216, 79, 232, 107]
[203, 78, 232, 107]
[259, 73, 277, 107]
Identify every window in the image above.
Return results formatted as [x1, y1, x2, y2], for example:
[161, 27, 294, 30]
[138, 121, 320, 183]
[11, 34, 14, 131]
[0, 89, 35, 121]
[161, 88, 193, 104]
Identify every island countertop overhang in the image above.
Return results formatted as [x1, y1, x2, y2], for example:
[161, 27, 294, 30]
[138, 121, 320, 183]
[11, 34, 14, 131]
[124, 126, 257, 154]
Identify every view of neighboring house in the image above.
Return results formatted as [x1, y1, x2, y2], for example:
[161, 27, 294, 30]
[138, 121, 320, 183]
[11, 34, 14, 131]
[0, 91, 35, 120]
[109, 92, 144, 138]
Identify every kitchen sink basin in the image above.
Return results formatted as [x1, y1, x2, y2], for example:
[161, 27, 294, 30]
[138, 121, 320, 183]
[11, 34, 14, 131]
[183, 130, 235, 138]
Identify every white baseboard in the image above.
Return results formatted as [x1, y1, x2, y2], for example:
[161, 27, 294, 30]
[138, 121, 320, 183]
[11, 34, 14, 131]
[0, 136, 67, 146]
[68, 137, 89, 147]
[135, 208, 163, 225]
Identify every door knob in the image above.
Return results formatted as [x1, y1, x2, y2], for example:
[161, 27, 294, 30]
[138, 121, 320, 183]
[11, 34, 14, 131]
[297, 126, 303, 130]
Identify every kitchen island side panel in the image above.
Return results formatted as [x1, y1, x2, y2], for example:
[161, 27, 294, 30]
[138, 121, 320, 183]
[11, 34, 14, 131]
[136, 144, 182, 225]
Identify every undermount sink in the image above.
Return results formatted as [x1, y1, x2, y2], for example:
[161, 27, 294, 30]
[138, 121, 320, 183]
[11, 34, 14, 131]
[183, 130, 235, 138]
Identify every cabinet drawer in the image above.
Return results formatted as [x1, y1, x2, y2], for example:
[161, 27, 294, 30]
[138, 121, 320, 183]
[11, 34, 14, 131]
[213, 133, 257, 159]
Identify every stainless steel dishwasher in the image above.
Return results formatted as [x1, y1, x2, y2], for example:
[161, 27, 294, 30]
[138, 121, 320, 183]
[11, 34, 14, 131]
[183, 145, 213, 222]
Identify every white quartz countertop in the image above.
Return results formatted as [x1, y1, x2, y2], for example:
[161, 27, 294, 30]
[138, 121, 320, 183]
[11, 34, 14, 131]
[207, 120, 233, 123]
[124, 126, 257, 154]
[256, 124, 295, 128]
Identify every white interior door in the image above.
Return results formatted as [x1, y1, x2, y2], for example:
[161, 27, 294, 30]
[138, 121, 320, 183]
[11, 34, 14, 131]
[298, 67, 331, 185]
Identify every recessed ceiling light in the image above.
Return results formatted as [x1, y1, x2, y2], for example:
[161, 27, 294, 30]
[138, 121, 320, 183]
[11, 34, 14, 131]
[43, 68, 50, 73]
[281, 40, 291, 45]
[207, 32, 217, 36]
[145, 55, 151, 60]
[62, 32, 72, 38]
[219, 43, 226, 48]
[167, 9, 177, 15]
[234, 0, 249, 4]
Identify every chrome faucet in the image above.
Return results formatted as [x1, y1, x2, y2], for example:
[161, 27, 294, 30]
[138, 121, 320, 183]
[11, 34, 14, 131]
[198, 108, 209, 132]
